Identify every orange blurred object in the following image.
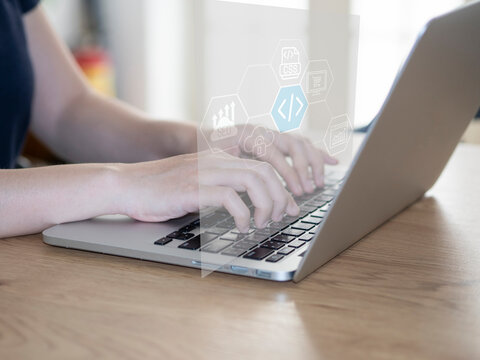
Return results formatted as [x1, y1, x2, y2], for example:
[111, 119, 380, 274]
[74, 47, 115, 96]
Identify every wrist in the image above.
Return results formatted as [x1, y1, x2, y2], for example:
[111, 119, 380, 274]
[94, 163, 126, 216]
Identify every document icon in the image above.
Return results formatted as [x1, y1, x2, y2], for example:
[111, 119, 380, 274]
[279, 47, 301, 80]
[307, 70, 328, 96]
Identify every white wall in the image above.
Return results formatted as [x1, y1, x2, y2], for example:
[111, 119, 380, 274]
[101, 0, 147, 110]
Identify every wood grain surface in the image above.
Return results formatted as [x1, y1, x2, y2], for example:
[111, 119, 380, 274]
[1, 144, 480, 360]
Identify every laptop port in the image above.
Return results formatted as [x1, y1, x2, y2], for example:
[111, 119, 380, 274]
[255, 270, 272, 279]
[230, 265, 249, 274]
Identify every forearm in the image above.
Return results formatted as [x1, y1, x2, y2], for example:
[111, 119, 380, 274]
[0, 164, 121, 238]
[25, 7, 197, 164]
[34, 90, 198, 164]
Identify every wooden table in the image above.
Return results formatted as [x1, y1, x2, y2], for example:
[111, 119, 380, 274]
[1, 143, 480, 360]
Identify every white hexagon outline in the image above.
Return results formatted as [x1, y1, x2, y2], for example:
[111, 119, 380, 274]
[199, 94, 249, 153]
[322, 113, 353, 156]
[270, 85, 309, 134]
[237, 64, 281, 118]
[270, 39, 309, 87]
[301, 59, 335, 104]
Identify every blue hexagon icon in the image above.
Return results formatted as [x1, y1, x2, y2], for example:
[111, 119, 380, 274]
[271, 85, 308, 133]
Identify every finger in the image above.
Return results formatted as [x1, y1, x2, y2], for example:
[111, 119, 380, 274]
[199, 185, 250, 233]
[208, 153, 300, 218]
[288, 140, 315, 193]
[243, 161, 299, 221]
[200, 169, 273, 229]
[323, 152, 339, 165]
[261, 146, 304, 196]
[304, 141, 326, 187]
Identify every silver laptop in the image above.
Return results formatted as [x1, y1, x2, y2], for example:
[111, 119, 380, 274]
[43, 2, 480, 282]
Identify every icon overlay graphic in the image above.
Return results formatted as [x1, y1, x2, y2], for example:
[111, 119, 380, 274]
[200, 95, 248, 152]
[323, 114, 353, 156]
[210, 101, 238, 142]
[301, 60, 334, 104]
[279, 47, 301, 80]
[201, 40, 351, 155]
[243, 126, 275, 159]
[271, 86, 308, 133]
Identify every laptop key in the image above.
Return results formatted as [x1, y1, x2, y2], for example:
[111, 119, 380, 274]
[291, 222, 314, 231]
[283, 216, 299, 225]
[271, 234, 295, 243]
[277, 247, 295, 256]
[201, 213, 224, 227]
[154, 237, 172, 246]
[179, 220, 199, 233]
[282, 228, 305, 237]
[244, 234, 269, 243]
[201, 239, 233, 254]
[221, 232, 246, 242]
[319, 194, 334, 202]
[261, 240, 285, 250]
[266, 254, 285, 263]
[300, 204, 317, 212]
[307, 199, 327, 208]
[298, 210, 311, 218]
[288, 240, 306, 249]
[319, 204, 331, 212]
[178, 233, 218, 250]
[221, 247, 247, 257]
[204, 227, 229, 236]
[322, 189, 337, 196]
[233, 240, 258, 250]
[310, 209, 326, 218]
[299, 234, 314, 242]
[231, 228, 255, 235]
[266, 222, 288, 232]
[244, 247, 274, 260]
[309, 226, 320, 234]
[301, 216, 322, 225]
[167, 231, 195, 240]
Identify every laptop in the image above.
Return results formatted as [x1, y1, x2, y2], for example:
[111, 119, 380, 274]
[43, 2, 480, 282]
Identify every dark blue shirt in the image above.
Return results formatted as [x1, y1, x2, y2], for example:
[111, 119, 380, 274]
[0, 0, 39, 169]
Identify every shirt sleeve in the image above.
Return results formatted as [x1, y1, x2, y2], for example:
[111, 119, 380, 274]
[17, 0, 40, 14]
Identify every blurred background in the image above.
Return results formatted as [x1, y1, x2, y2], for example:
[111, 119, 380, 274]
[23, 0, 480, 165]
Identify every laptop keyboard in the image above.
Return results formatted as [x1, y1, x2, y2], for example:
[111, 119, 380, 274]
[154, 175, 343, 264]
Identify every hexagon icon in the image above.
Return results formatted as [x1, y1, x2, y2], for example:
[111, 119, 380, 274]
[238, 65, 280, 117]
[271, 85, 308, 133]
[200, 94, 248, 152]
[271, 39, 308, 87]
[301, 60, 334, 104]
[323, 114, 353, 156]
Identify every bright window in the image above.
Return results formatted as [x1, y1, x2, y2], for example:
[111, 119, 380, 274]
[351, 0, 465, 126]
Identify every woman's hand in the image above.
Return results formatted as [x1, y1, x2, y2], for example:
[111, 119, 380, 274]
[209, 125, 338, 196]
[117, 151, 300, 233]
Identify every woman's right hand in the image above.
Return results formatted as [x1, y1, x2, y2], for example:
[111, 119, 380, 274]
[116, 151, 300, 233]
